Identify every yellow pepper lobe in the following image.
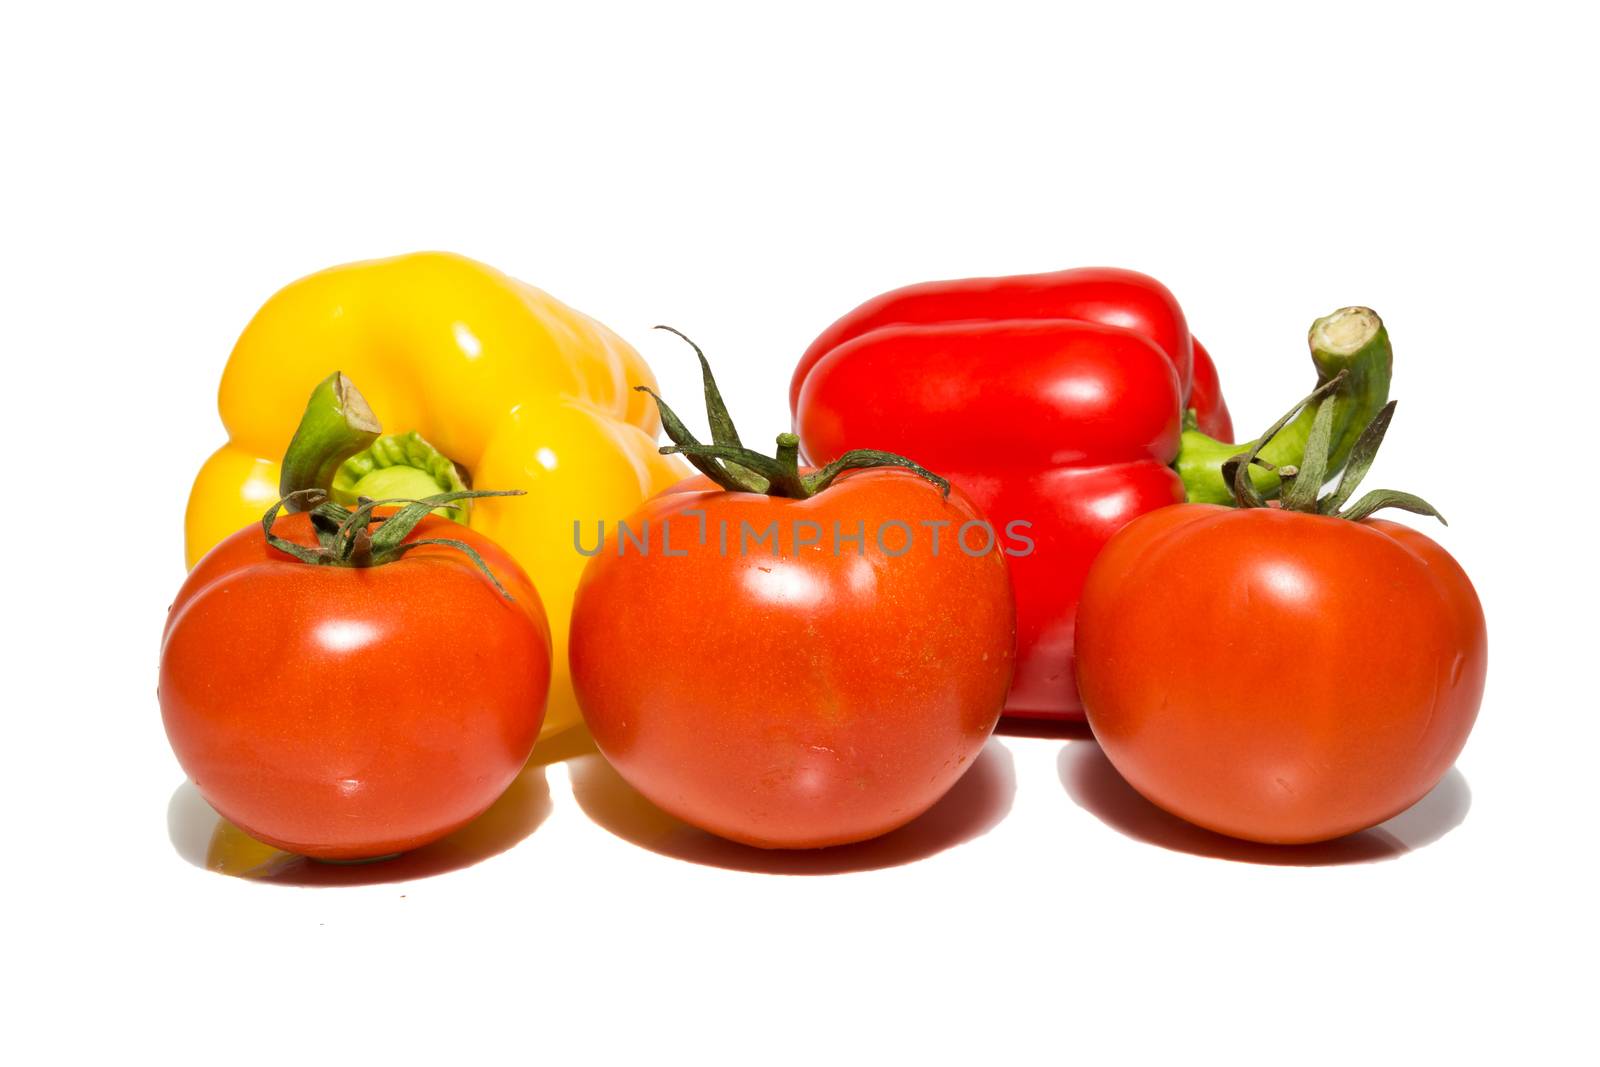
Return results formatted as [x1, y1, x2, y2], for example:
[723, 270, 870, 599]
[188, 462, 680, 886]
[185, 251, 688, 741]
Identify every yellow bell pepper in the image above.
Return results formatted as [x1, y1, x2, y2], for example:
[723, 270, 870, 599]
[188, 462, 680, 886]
[185, 251, 686, 740]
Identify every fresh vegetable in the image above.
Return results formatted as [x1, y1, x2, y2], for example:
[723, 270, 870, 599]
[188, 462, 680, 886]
[793, 266, 1236, 439]
[792, 268, 1392, 720]
[161, 485, 551, 860]
[184, 252, 686, 742]
[1075, 376, 1486, 844]
[570, 334, 1016, 848]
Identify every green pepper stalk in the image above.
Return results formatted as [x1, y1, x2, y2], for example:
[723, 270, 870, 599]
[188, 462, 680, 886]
[279, 372, 471, 520]
[266, 371, 523, 595]
[1177, 306, 1394, 504]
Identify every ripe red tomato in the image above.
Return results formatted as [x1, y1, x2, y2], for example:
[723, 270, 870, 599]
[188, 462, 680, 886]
[1075, 505, 1486, 844]
[569, 470, 1016, 849]
[160, 512, 551, 860]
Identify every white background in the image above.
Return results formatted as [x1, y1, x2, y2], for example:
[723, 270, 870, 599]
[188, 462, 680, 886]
[4, 2, 1596, 1063]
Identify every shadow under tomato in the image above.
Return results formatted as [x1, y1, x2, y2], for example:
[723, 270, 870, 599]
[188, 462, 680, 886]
[569, 738, 1017, 875]
[1057, 742, 1471, 866]
[166, 762, 552, 886]
[528, 722, 606, 767]
[996, 715, 1096, 741]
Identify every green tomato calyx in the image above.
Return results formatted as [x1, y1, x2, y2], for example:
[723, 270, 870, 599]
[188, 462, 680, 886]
[1221, 371, 1445, 525]
[637, 325, 950, 499]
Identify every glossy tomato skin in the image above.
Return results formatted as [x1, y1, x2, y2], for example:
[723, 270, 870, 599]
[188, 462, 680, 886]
[160, 513, 551, 860]
[797, 319, 1186, 719]
[1075, 505, 1487, 844]
[569, 470, 1015, 849]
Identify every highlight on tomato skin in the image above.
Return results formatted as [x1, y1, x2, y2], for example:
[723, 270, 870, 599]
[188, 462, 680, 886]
[159, 504, 553, 862]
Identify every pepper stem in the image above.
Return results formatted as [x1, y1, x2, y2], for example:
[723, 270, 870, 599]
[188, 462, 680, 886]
[278, 373, 381, 511]
[278, 373, 471, 521]
[333, 431, 472, 520]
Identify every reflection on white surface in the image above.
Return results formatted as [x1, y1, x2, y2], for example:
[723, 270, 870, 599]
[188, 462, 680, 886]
[315, 619, 380, 653]
[1059, 742, 1472, 866]
[568, 738, 1017, 875]
[166, 760, 554, 885]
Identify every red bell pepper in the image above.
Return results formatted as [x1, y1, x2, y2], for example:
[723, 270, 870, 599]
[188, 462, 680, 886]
[790, 268, 1391, 721]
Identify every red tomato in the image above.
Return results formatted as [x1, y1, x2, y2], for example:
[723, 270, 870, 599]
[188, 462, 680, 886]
[160, 512, 551, 860]
[1075, 505, 1486, 844]
[569, 470, 1016, 849]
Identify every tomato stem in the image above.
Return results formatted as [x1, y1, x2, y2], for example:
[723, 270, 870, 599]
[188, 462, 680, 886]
[259, 487, 528, 597]
[1220, 374, 1446, 525]
[770, 433, 808, 496]
[1306, 306, 1394, 470]
[642, 328, 950, 498]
